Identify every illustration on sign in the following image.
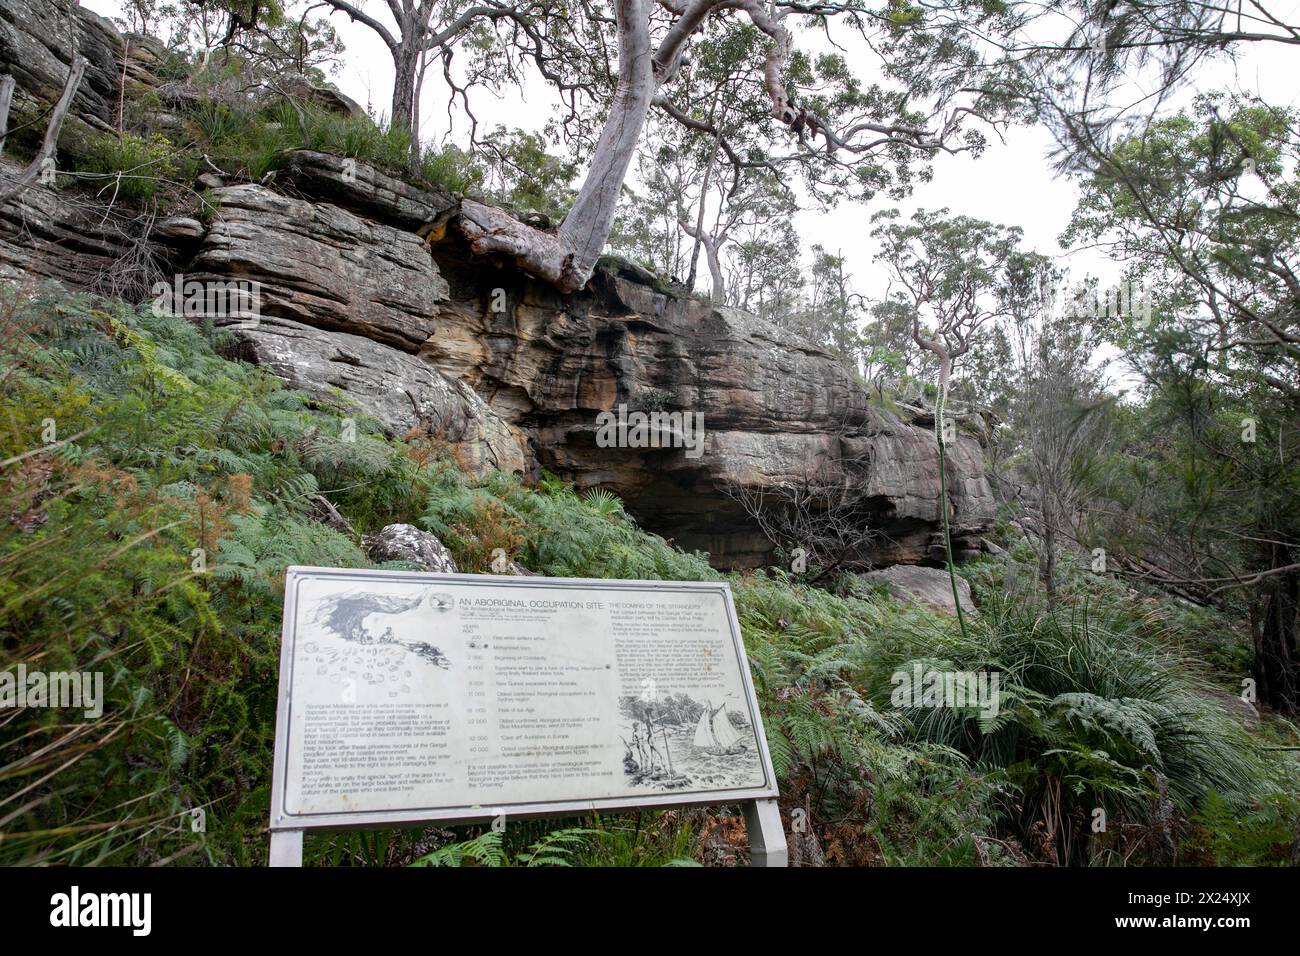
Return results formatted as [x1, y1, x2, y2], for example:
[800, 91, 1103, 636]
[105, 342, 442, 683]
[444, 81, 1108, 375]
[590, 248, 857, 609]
[619, 692, 757, 791]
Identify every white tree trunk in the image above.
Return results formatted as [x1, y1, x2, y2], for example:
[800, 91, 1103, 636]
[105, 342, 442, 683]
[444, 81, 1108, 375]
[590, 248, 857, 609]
[459, 198, 581, 288]
[679, 220, 725, 302]
[555, 0, 654, 289]
[1, 75, 17, 156]
[457, 0, 654, 294]
[685, 134, 719, 291]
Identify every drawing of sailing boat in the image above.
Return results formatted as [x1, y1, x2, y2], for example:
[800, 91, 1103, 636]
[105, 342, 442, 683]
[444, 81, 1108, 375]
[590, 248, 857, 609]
[693, 700, 747, 755]
[617, 691, 760, 791]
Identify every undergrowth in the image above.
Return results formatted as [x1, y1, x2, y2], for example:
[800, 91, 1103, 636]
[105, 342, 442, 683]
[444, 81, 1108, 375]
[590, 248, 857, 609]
[1, 284, 1294, 866]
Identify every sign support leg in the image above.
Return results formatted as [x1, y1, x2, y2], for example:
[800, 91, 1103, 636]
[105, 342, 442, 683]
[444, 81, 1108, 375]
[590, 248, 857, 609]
[268, 829, 304, 867]
[744, 798, 787, 867]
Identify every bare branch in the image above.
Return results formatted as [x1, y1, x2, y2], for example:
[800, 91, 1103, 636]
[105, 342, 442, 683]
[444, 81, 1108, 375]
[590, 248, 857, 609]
[0, 56, 87, 209]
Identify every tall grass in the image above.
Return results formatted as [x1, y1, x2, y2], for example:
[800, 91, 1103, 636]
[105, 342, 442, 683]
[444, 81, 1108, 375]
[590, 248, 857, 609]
[186, 98, 483, 192]
[865, 575, 1288, 863]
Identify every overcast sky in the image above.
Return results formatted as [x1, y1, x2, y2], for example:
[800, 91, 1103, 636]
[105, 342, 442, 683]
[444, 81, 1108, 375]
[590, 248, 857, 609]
[84, 0, 1298, 299]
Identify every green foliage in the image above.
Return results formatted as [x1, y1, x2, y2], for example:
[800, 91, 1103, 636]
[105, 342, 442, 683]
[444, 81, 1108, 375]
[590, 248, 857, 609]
[1184, 790, 1300, 866]
[420, 468, 719, 581]
[1058, 94, 1300, 714]
[401, 812, 702, 867]
[189, 99, 430, 185]
[412, 826, 601, 867]
[113, 1, 344, 81]
[418, 143, 485, 194]
[0, 285, 426, 864]
[73, 131, 188, 204]
[477, 126, 575, 218]
[190, 100, 299, 181]
[298, 105, 413, 170]
[872, 562, 1292, 863]
[180, 92, 492, 195]
[732, 569, 1011, 864]
[3, 281, 1291, 867]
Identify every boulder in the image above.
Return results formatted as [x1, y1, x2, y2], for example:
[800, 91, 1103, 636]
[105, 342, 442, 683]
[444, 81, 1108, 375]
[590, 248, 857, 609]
[155, 216, 206, 243]
[858, 565, 976, 617]
[279, 150, 457, 230]
[363, 523, 458, 573]
[0, 0, 123, 132]
[272, 76, 367, 121]
[189, 183, 448, 351]
[220, 315, 531, 477]
[2, 142, 995, 566]
[415, 249, 996, 567]
[118, 32, 173, 93]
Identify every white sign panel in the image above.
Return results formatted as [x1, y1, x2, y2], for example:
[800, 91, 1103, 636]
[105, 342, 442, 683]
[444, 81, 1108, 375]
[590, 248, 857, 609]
[270, 568, 777, 830]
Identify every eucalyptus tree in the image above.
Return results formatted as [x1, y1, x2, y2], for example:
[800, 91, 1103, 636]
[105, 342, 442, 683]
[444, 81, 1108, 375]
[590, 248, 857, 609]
[477, 125, 577, 220]
[261, 0, 1027, 294]
[610, 115, 708, 282]
[224, 3, 348, 79]
[727, 216, 805, 318]
[115, 2, 346, 78]
[861, 299, 925, 396]
[452, 0, 1025, 293]
[678, 173, 793, 303]
[796, 245, 866, 366]
[871, 208, 1021, 631]
[613, 19, 803, 300]
[315, 0, 584, 149]
[980, 255, 1115, 605]
[612, 136, 794, 303]
[871, 208, 1021, 401]
[658, 19, 807, 300]
[1063, 96, 1300, 710]
[934, 0, 1300, 706]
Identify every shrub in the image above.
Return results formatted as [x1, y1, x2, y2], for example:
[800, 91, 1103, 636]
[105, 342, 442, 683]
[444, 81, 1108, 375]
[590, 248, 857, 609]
[418, 143, 484, 194]
[75, 132, 185, 204]
[297, 106, 413, 170]
[191, 100, 297, 181]
[866, 581, 1288, 864]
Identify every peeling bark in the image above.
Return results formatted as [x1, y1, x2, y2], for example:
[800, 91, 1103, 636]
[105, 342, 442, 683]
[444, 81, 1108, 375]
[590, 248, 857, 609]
[459, 198, 581, 290]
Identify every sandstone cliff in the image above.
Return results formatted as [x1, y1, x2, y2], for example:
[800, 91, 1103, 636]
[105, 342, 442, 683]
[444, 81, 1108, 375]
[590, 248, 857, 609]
[0, 6, 996, 568]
